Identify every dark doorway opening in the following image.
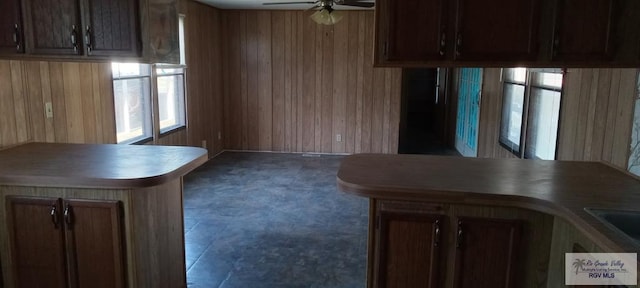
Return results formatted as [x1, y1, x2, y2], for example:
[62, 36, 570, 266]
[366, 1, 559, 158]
[398, 68, 458, 155]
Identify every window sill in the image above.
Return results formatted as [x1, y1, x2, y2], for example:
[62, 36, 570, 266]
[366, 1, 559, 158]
[160, 126, 186, 137]
[498, 140, 521, 158]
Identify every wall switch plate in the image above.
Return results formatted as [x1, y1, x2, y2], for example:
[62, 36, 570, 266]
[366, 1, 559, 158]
[336, 134, 342, 142]
[45, 102, 53, 118]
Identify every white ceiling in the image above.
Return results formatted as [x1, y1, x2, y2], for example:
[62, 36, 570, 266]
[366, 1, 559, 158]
[197, 0, 374, 10]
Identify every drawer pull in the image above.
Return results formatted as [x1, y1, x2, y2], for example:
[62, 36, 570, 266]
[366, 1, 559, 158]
[434, 220, 441, 247]
[50, 204, 58, 228]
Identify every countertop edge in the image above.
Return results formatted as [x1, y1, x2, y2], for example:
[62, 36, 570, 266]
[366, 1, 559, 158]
[336, 173, 639, 254]
[0, 150, 209, 189]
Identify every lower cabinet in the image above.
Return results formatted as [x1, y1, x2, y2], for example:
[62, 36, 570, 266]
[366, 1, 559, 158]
[453, 218, 521, 288]
[376, 212, 443, 288]
[371, 200, 547, 288]
[6, 196, 125, 288]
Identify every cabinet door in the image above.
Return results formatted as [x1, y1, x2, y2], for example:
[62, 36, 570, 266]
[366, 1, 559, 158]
[551, 0, 615, 61]
[376, 212, 442, 288]
[0, 0, 24, 54]
[23, 0, 83, 55]
[377, 0, 447, 63]
[6, 196, 67, 288]
[454, 0, 540, 61]
[82, 0, 141, 57]
[453, 217, 521, 288]
[63, 199, 125, 288]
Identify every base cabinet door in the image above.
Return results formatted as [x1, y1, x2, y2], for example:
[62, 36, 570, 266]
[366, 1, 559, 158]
[5, 196, 125, 288]
[6, 196, 67, 288]
[63, 199, 125, 288]
[453, 217, 522, 288]
[376, 211, 443, 288]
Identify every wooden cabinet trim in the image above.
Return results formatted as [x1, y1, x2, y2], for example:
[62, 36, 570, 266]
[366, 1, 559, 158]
[452, 217, 522, 288]
[63, 199, 126, 288]
[6, 196, 68, 288]
[376, 211, 443, 288]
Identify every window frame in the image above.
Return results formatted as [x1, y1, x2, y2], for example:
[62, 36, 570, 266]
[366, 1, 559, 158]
[112, 14, 188, 144]
[112, 63, 154, 144]
[498, 68, 564, 160]
[499, 69, 528, 156]
[153, 64, 187, 136]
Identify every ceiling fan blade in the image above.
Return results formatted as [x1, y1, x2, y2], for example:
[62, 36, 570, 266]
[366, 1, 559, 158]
[305, 4, 321, 11]
[262, 1, 317, 5]
[337, 1, 374, 7]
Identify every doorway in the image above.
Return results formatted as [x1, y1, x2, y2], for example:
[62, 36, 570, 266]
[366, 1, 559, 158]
[454, 68, 483, 157]
[398, 68, 457, 155]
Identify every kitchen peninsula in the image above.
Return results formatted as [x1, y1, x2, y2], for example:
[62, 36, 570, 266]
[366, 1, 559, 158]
[0, 143, 208, 288]
[337, 154, 640, 288]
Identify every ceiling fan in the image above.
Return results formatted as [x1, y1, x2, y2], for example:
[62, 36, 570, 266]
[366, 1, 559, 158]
[263, 0, 375, 25]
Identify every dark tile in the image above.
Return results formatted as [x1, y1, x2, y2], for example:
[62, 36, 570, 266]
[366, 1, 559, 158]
[183, 152, 368, 287]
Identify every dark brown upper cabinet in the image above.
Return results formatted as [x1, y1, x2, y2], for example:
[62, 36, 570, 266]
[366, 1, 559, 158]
[20, 0, 141, 58]
[453, 217, 522, 288]
[0, 0, 25, 54]
[22, 0, 83, 55]
[81, 0, 140, 57]
[375, 0, 541, 65]
[454, 0, 540, 62]
[375, 0, 447, 64]
[551, 0, 615, 62]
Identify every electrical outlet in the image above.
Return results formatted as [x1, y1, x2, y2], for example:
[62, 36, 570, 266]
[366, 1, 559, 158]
[45, 102, 53, 118]
[336, 134, 342, 142]
[201, 140, 207, 149]
[218, 131, 221, 140]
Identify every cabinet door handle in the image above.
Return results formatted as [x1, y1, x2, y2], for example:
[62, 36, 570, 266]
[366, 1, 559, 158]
[70, 25, 78, 53]
[456, 220, 463, 248]
[13, 24, 20, 52]
[63, 204, 72, 227]
[439, 31, 446, 56]
[433, 219, 441, 247]
[455, 33, 462, 57]
[50, 204, 59, 229]
[85, 26, 92, 54]
[383, 41, 388, 57]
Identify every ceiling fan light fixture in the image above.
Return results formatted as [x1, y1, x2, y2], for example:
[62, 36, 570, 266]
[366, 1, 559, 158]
[311, 8, 343, 25]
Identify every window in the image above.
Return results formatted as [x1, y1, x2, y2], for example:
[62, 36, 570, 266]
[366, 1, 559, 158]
[156, 67, 186, 133]
[499, 68, 564, 160]
[112, 63, 152, 144]
[112, 15, 187, 144]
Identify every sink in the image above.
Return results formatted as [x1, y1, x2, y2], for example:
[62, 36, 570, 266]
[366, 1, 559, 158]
[584, 208, 640, 244]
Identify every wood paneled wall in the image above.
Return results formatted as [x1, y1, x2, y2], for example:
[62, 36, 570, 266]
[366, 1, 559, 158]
[556, 68, 637, 168]
[0, 60, 116, 149]
[221, 11, 402, 154]
[182, 1, 224, 155]
[476, 67, 638, 169]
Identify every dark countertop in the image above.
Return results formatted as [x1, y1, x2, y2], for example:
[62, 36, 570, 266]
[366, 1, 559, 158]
[0, 142, 208, 189]
[337, 153, 640, 253]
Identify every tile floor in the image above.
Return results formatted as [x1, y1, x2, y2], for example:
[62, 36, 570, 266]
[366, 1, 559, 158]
[183, 152, 369, 288]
